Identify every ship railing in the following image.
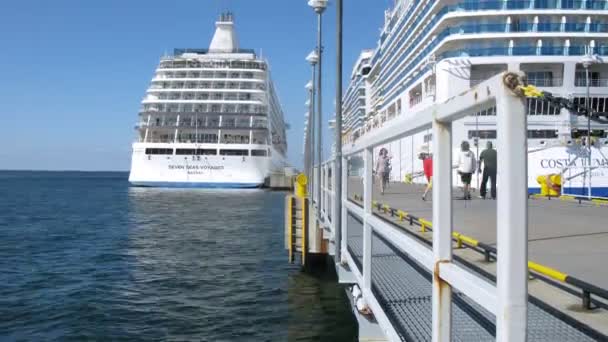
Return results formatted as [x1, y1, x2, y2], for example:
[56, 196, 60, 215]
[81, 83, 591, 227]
[316, 72, 532, 341]
[574, 78, 608, 87]
[558, 149, 608, 199]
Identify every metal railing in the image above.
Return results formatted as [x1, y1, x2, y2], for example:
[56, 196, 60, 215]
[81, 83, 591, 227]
[318, 73, 531, 341]
[561, 164, 608, 200]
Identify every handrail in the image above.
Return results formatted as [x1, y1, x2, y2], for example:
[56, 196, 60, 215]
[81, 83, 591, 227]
[351, 193, 608, 310]
[337, 72, 532, 341]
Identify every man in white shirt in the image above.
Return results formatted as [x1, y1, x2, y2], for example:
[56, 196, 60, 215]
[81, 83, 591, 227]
[456, 141, 476, 200]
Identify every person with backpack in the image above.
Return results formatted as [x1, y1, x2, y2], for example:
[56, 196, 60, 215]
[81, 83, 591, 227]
[456, 141, 476, 200]
[375, 148, 391, 195]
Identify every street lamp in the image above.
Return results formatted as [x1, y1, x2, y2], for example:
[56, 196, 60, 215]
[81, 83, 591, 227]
[581, 51, 601, 198]
[335, 0, 343, 262]
[306, 77, 316, 194]
[307, 49, 320, 202]
[308, 0, 327, 207]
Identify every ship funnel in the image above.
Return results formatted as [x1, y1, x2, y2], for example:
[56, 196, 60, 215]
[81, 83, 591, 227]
[209, 12, 239, 53]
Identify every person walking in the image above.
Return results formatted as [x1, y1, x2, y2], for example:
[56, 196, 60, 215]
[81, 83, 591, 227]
[456, 141, 476, 200]
[375, 148, 391, 195]
[478, 141, 497, 199]
[419, 147, 433, 201]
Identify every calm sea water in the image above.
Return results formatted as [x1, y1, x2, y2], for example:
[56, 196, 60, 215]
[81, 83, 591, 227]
[0, 171, 356, 341]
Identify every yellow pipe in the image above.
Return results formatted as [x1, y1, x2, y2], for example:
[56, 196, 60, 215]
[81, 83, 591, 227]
[398, 210, 407, 221]
[528, 261, 567, 282]
[419, 218, 432, 232]
[452, 232, 479, 247]
[288, 196, 293, 263]
[301, 197, 307, 266]
[592, 199, 608, 206]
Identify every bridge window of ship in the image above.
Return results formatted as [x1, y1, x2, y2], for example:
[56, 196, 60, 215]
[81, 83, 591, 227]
[196, 149, 217, 156]
[222, 134, 250, 144]
[251, 149, 268, 157]
[145, 148, 174, 155]
[176, 149, 196, 155]
[468, 130, 497, 139]
[220, 149, 249, 156]
[528, 130, 559, 139]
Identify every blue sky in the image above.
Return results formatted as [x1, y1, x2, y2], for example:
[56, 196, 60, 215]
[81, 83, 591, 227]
[0, 0, 390, 171]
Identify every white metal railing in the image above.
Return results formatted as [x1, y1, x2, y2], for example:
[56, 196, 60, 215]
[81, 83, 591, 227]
[561, 165, 608, 200]
[319, 72, 530, 342]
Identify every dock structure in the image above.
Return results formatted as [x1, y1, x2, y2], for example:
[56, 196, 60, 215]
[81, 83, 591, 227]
[289, 73, 608, 341]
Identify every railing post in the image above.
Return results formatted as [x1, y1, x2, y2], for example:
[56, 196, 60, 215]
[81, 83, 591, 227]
[432, 115, 453, 342]
[321, 165, 325, 214]
[496, 75, 528, 342]
[363, 148, 373, 291]
[324, 164, 328, 213]
[340, 156, 347, 260]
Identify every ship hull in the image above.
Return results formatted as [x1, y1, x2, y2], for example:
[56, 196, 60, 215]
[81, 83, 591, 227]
[128, 144, 285, 189]
[382, 144, 608, 198]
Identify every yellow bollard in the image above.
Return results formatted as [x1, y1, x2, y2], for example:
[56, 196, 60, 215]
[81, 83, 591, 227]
[536, 175, 549, 196]
[295, 173, 308, 198]
[549, 174, 561, 197]
[536, 174, 561, 197]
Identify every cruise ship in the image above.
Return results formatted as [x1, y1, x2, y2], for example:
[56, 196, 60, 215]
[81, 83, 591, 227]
[129, 13, 287, 188]
[342, 0, 608, 197]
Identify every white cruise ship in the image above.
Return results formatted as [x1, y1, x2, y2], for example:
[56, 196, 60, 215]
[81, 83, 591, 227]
[129, 13, 287, 188]
[343, 0, 608, 197]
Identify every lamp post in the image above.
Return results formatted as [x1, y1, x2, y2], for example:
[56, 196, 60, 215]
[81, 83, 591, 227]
[304, 111, 311, 180]
[308, 0, 328, 207]
[334, 0, 343, 262]
[306, 52, 318, 196]
[581, 51, 600, 198]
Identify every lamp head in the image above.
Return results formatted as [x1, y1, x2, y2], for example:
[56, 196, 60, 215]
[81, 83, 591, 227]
[308, 0, 328, 13]
[305, 81, 313, 90]
[306, 50, 319, 65]
[581, 54, 602, 68]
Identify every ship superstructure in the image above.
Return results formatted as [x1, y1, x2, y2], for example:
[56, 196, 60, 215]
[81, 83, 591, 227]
[129, 13, 287, 188]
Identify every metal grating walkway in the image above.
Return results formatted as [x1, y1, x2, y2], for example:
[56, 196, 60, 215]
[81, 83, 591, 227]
[345, 215, 600, 342]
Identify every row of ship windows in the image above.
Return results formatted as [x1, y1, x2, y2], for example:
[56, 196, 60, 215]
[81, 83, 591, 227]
[145, 148, 269, 157]
[142, 117, 267, 129]
[150, 82, 265, 90]
[375, 0, 608, 101]
[155, 72, 262, 80]
[467, 129, 608, 139]
[143, 104, 267, 114]
[151, 93, 257, 101]
[158, 60, 266, 70]
[380, 0, 606, 58]
[379, 39, 608, 107]
[387, 20, 608, 75]
[145, 133, 271, 145]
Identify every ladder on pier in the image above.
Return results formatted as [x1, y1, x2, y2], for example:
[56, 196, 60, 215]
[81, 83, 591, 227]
[285, 195, 309, 265]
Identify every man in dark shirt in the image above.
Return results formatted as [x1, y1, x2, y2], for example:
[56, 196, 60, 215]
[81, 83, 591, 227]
[479, 141, 497, 199]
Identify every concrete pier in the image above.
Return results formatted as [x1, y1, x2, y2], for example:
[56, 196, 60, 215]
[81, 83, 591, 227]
[346, 179, 608, 337]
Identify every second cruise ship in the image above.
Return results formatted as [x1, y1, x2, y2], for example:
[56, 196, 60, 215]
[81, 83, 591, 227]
[342, 0, 608, 197]
[129, 13, 287, 188]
